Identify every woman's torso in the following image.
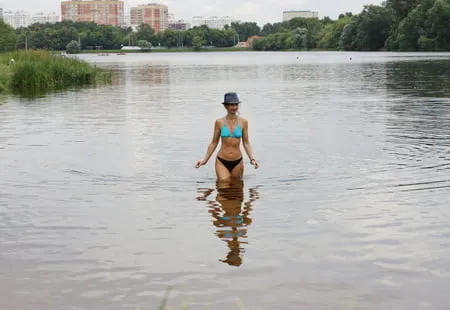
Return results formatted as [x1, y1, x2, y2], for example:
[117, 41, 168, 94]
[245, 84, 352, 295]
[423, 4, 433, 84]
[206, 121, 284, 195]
[217, 117, 243, 160]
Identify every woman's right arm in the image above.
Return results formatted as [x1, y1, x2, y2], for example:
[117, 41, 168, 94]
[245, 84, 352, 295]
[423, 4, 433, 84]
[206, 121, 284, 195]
[196, 120, 221, 167]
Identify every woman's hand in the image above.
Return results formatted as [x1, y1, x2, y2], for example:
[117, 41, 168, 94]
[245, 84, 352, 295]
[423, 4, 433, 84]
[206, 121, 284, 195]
[250, 158, 259, 169]
[195, 160, 207, 168]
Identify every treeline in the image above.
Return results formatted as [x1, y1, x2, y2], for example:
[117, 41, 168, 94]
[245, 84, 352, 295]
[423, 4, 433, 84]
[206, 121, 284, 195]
[253, 0, 450, 51]
[0, 0, 448, 53]
[1, 20, 241, 51]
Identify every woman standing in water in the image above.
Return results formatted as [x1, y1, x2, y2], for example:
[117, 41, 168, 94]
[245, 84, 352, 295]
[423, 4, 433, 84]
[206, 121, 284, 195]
[195, 92, 259, 180]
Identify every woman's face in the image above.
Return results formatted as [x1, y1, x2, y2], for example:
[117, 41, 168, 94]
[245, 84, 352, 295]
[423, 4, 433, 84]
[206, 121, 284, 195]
[224, 103, 239, 114]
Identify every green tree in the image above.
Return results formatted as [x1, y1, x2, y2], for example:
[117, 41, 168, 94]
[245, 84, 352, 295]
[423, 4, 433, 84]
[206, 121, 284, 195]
[251, 37, 264, 50]
[339, 12, 353, 19]
[289, 27, 308, 49]
[418, 35, 436, 50]
[279, 17, 324, 48]
[339, 20, 358, 50]
[261, 22, 286, 36]
[231, 22, 261, 41]
[317, 23, 335, 49]
[322, 16, 333, 24]
[137, 40, 152, 51]
[14, 21, 130, 50]
[123, 32, 137, 46]
[426, 0, 450, 50]
[161, 29, 179, 47]
[192, 34, 206, 51]
[136, 24, 155, 42]
[66, 40, 81, 54]
[252, 32, 293, 51]
[57, 27, 78, 49]
[0, 20, 18, 52]
[317, 16, 351, 49]
[354, 5, 395, 50]
[385, 0, 421, 20]
[387, 0, 437, 51]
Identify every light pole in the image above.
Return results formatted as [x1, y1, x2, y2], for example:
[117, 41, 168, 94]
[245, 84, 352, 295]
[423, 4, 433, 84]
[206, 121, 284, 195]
[23, 30, 28, 50]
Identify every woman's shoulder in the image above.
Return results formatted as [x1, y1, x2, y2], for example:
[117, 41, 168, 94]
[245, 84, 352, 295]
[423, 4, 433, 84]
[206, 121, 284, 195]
[238, 117, 248, 125]
[214, 118, 226, 127]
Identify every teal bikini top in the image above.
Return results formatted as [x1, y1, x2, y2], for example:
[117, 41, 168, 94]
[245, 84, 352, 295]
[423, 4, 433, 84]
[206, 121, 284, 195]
[220, 118, 242, 138]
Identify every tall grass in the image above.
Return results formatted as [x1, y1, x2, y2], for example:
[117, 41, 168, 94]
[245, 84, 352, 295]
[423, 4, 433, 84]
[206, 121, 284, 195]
[0, 61, 13, 93]
[0, 50, 111, 97]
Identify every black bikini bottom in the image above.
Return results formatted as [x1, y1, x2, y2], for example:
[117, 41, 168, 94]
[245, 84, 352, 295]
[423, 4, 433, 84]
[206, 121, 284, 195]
[218, 157, 243, 173]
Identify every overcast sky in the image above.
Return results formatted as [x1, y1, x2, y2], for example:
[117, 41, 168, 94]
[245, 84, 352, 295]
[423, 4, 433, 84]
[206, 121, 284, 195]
[0, 0, 382, 25]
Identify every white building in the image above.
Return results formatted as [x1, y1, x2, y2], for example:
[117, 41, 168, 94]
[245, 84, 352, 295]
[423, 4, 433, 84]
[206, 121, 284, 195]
[31, 12, 59, 24]
[3, 10, 31, 28]
[169, 19, 191, 30]
[0, 8, 4, 20]
[282, 10, 319, 21]
[191, 15, 236, 29]
[123, 13, 131, 27]
[169, 14, 190, 30]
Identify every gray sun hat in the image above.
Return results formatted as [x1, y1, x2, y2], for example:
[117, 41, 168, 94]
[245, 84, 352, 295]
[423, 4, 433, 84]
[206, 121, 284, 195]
[222, 92, 241, 104]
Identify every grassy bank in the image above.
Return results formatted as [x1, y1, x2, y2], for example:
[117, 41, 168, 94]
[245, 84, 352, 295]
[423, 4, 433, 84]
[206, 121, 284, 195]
[0, 50, 111, 97]
[82, 47, 252, 54]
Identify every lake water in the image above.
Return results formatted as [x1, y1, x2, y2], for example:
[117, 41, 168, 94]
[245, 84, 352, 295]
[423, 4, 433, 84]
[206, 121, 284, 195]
[1, 51, 450, 310]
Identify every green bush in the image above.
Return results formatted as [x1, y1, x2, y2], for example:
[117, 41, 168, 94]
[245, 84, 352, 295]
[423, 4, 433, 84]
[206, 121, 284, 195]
[66, 40, 81, 54]
[0, 50, 111, 96]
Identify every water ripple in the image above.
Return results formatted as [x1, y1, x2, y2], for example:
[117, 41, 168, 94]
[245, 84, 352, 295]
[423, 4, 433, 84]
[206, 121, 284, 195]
[1, 52, 450, 310]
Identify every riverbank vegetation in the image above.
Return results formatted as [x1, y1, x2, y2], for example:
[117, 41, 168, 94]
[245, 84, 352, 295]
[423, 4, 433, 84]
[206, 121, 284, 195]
[0, 50, 111, 97]
[253, 0, 449, 51]
[82, 47, 251, 54]
[0, 0, 447, 54]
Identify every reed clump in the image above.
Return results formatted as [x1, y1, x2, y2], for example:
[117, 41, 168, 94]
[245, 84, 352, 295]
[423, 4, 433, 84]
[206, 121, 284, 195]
[0, 50, 111, 97]
[0, 63, 12, 93]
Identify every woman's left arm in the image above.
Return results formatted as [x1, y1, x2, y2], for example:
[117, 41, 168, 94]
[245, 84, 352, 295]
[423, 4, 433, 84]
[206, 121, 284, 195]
[242, 119, 259, 169]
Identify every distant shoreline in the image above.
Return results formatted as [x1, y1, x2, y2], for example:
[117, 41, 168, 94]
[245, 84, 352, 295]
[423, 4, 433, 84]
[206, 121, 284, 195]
[81, 47, 252, 54]
[78, 48, 450, 55]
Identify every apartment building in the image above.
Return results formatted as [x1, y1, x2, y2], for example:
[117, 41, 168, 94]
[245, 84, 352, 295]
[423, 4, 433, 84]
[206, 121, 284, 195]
[32, 12, 60, 24]
[61, 0, 124, 26]
[282, 10, 319, 21]
[3, 10, 31, 28]
[130, 3, 168, 32]
[191, 15, 235, 29]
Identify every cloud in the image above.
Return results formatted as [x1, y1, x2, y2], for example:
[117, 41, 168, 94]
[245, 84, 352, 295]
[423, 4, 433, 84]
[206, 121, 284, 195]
[231, 2, 262, 21]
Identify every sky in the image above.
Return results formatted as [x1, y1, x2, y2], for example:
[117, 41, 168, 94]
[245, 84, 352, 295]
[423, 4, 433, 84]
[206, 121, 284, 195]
[0, 0, 382, 25]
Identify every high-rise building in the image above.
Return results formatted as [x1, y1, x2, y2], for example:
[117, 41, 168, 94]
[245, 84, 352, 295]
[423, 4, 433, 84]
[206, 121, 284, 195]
[282, 10, 319, 21]
[61, 0, 124, 27]
[32, 12, 60, 24]
[191, 16, 235, 29]
[3, 10, 31, 28]
[0, 8, 4, 21]
[130, 3, 168, 32]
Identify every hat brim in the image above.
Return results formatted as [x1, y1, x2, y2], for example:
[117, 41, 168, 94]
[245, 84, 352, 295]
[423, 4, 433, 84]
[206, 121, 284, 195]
[222, 101, 241, 104]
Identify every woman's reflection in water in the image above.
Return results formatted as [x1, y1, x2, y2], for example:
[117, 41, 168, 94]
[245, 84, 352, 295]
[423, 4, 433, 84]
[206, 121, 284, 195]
[197, 179, 260, 267]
